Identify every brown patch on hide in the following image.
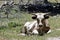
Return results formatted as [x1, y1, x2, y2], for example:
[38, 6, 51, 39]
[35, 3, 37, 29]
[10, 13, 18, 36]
[37, 26, 50, 35]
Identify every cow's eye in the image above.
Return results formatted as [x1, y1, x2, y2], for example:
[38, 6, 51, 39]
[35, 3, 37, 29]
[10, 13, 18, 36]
[44, 15, 49, 19]
[32, 15, 37, 19]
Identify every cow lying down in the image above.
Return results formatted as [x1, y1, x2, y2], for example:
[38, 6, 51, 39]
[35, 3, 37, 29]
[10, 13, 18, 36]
[20, 13, 51, 36]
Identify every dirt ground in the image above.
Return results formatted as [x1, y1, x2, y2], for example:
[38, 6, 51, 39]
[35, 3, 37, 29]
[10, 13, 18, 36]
[47, 37, 60, 40]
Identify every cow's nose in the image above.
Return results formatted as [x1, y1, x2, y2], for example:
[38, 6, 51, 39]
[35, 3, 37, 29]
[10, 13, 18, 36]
[39, 25, 43, 27]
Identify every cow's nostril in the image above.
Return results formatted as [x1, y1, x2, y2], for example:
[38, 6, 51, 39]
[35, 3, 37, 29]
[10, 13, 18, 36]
[39, 25, 43, 27]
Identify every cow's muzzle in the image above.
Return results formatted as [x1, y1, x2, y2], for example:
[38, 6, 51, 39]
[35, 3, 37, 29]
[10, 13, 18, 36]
[39, 25, 43, 27]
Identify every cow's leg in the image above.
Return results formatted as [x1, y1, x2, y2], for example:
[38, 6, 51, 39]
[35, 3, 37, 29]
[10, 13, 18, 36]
[47, 29, 51, 34]
[20, 27, 27, 36]
[42, 27, 51, 33]
[21, 27, 26, 33]
[37, 27, 44, 36]
[21, 26, 32, 36]
[38, 30, 44, 36]
[32, 29, 38, 35]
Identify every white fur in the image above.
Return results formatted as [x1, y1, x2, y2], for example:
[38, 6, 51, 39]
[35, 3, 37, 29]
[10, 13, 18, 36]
[19, 33, 26, 36]
[24, 13, 50, 35]
[32, 29, 38, 34]
[35, 13, 47, 19]
[47, 30, 51, 34]
[35, 13, 47, 25]
[24, 21, 39, 34]
[36, 13, 45, 19]
[24, 21, 37, 30]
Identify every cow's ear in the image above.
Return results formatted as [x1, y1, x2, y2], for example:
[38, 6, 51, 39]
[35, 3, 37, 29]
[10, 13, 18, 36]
[32, 15, 37, 19]
[44, 14, 49, 19]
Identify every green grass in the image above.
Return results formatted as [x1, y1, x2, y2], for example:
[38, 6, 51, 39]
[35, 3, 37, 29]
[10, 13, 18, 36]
[0, 11, 60, 40]
[0, 0, 60, 40]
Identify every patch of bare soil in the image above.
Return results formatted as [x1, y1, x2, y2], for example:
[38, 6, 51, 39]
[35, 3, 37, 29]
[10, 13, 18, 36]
[56, 29, 60, 30]
[47, 37, 60, 40]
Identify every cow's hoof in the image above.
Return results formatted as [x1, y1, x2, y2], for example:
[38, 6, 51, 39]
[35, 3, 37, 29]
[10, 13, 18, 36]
[39, 32, 44, 36]
[39, 33, 44, 36]
[47, 30, 51, 34]
[19, 33, 26, 36]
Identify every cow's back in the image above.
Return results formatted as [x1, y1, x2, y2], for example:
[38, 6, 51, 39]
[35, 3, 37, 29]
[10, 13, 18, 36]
[24, 21, 37, 31]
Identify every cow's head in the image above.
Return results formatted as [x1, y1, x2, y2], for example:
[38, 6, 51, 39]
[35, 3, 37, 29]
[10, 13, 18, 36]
[32, 13, 49, 27]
